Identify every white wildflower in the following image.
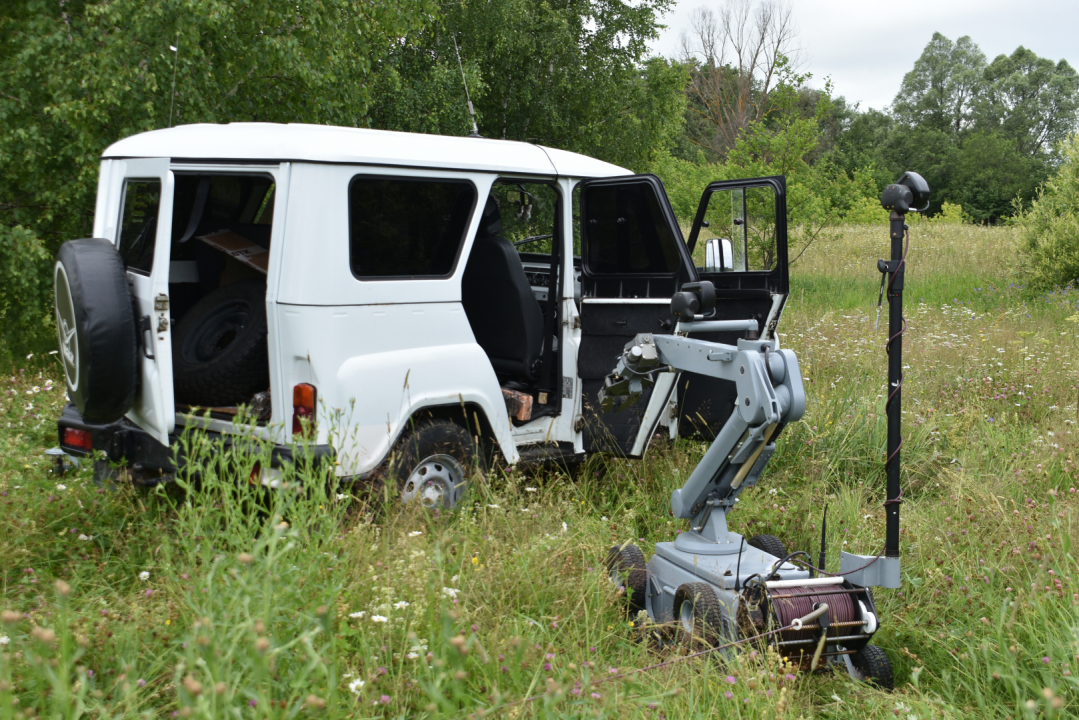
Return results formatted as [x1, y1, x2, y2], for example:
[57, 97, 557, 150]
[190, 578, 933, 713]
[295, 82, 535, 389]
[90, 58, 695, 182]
[393, 601, 410, 609]
[0, 635, 9, 646]
[371, 615, 388, 623]
[408, 531, 423, 537]
[486, 504, 500, 509]
[56, 484, 66, 491]
[349, 611, 366, 619]
[562, 521, 568, 532]
[336, 493, 348, 500]
[525, 487, 538, 493]
[78, 534, 92, 542]
[451, 575, 458, 583]
[601, 516, 608, 521]
[406, 651, 419, 659]
[441, 587, 458, 599]
[138, 571, 150, 581]
[348, 678, 365, 694]
[768, 488, 778, 496]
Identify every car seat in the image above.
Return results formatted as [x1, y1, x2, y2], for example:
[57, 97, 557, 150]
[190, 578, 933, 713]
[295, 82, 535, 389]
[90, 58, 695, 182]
[462, 198, 545, 383]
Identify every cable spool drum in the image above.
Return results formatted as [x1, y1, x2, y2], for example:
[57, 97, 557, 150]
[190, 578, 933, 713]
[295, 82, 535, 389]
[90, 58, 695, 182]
[736, 580, 878, 667]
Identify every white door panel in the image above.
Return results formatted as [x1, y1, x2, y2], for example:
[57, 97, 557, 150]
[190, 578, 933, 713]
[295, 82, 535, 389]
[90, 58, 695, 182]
[116, 158, 175, 445]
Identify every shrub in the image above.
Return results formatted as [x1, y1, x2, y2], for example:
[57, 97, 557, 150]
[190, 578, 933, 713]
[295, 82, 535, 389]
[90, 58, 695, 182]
[1019, 135, 1079, 290]
[0, 224, 54, 357]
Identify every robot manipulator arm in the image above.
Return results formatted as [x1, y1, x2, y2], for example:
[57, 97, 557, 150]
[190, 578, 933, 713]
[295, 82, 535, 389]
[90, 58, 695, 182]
[597, 331, 805, 519]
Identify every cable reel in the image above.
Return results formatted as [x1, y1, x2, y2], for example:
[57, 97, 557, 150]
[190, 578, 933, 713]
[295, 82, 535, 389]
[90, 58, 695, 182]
[736, 578, 879, 668]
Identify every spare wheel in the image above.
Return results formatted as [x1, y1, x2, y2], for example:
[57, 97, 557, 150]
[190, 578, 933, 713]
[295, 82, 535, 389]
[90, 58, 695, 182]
[173, 279, 269, 407]
[54, 238, 139, 424]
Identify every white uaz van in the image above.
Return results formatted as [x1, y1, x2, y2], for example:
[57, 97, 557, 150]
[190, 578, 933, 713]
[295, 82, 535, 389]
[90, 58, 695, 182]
[54, 123, 790, 507]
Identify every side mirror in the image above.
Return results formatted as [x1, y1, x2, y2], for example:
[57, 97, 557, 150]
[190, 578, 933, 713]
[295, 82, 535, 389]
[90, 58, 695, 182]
[704, 237, 733, 272]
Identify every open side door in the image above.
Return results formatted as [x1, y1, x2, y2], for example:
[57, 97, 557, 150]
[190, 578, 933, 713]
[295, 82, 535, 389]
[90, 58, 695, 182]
[676, 175, 789, 440]
[575, 174, 696, 456]
[114, 159, 176, 445]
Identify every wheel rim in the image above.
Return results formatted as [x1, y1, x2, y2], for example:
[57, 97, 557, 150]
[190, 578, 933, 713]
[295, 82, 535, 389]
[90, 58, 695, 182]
[181, 298, 252, 364]
[401, 454, 467, 509]
[679, 600, 695, 635]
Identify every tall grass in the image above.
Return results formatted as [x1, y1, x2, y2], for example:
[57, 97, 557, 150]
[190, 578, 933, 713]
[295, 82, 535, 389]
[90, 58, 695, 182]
[2, 222, 1079, 717]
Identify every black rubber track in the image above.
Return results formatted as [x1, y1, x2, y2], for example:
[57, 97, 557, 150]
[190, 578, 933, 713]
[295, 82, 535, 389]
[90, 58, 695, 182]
[852, 644, 894, 690]
[172, 279, 269, 407]
[605, 544, 648, 612]
[674, 582, 733, 648]
[747, 534, 787, 559]
[54, 239, 139, 423]
[389, 420, 484, 510]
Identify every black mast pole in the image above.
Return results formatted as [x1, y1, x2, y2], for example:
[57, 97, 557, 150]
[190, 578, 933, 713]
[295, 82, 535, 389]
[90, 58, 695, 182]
[884, 211, 904, 560]
[878, 172, 928, 564]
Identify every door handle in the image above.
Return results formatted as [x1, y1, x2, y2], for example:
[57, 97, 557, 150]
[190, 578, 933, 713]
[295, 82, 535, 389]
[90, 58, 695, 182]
[139, 315, 155, 360]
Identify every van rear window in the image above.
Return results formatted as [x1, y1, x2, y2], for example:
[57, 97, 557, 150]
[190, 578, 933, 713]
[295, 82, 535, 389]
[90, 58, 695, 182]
[349, 177, 476, 279]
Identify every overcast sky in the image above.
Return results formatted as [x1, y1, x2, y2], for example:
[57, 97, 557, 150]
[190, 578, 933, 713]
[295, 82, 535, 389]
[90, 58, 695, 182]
[649, 0, 1079, 111]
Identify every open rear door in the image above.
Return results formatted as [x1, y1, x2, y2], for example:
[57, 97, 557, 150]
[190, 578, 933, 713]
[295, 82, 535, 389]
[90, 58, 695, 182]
[576, 175, 696, 456]
[677, 175, 789, 439]
[114, 159, 176, 445]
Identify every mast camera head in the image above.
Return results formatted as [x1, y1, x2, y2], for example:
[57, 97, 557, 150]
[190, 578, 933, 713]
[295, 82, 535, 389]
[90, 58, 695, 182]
[880, 171, 930, 214]
[671, 281, 716, 322]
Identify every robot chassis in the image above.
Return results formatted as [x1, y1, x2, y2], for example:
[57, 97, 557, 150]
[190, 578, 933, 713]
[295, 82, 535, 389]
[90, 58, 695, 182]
[599, 173, 930, 686]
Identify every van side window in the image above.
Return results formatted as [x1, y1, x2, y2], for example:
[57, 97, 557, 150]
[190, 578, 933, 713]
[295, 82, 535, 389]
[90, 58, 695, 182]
[581, 182, 681, 275]
[118, 179, 162, 274]
[349, 177, 476, 279]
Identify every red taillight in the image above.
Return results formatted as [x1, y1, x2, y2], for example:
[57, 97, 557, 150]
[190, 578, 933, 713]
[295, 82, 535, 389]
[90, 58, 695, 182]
[62, 427, 93, 451]
[292, 383, 317, 438]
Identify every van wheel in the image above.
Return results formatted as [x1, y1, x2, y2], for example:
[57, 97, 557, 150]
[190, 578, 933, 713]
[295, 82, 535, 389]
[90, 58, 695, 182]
[392, 421, 482, 510]
[173, 279, 269, 407]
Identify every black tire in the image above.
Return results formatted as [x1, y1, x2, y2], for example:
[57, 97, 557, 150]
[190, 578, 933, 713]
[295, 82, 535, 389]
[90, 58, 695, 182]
[173, 279, 269, 407]
[54, 239, 139, 423]
[747, 534, 787, 559]
[851, 644, 894, 691]
[605, 544, 648, 612]
[389, 421, 483, 510]
[673, 582, 733, 648]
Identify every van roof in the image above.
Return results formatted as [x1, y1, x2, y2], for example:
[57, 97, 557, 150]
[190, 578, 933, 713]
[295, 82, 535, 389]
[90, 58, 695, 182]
[102, 123, 631, 178]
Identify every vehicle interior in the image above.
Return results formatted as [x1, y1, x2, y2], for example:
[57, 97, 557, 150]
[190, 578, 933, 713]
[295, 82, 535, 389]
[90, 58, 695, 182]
[460, 179, 565, 425]
[117, 172, 277, 421]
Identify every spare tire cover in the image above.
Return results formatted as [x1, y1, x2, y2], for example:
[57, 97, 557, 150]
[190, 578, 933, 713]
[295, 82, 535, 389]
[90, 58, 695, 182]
[54, 238, 139, 423]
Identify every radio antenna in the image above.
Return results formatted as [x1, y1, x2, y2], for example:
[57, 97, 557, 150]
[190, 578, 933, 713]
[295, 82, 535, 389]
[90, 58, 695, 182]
[452, 34, 481, 138]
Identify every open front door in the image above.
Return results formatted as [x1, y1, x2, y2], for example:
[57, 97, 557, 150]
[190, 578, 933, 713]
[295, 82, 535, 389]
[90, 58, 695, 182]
[114, 159, 176, 445]
[677, 175, 788, 439]
[576, 175, 696, 456]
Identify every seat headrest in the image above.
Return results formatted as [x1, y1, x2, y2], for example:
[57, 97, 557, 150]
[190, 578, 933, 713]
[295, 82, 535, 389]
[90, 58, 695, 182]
[478, 197, 502, 237]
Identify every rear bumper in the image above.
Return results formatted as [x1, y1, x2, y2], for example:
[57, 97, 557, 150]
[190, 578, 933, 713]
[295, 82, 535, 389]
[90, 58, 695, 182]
[57, 403, 335, 479]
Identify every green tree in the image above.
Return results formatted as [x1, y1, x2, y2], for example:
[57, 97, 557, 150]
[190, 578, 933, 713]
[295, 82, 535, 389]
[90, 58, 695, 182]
[892, 32, 986, 135]
[0, 0, 432, 354]
[368, 0, 686, 172]
[1020, 134, 1079, 290]
[951, 130, 1045, 223]
[976, 47, 1079, 157]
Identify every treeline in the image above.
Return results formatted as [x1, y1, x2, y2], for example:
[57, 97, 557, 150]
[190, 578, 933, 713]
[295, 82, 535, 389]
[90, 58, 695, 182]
[1, 0, 1078, 353]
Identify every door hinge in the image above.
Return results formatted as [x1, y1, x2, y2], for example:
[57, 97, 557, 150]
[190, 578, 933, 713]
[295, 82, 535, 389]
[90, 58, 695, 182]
[154, 294, 169, 312]
[572, 315, 582, 330]
[573, 415, 585, 433]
